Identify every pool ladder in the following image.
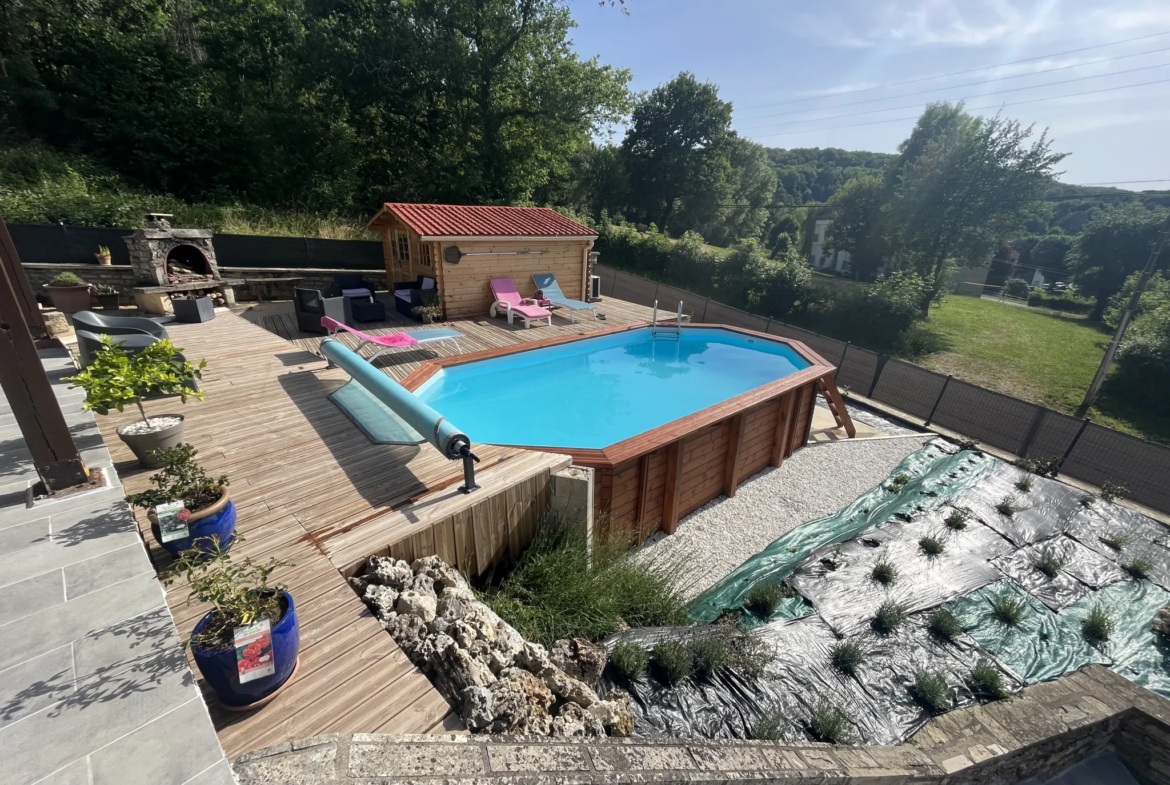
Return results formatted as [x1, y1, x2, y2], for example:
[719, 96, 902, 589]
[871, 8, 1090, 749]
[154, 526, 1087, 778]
[651, 300, 684, 341]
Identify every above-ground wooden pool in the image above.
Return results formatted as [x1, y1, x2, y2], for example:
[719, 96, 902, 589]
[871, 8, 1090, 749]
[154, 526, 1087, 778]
[402, 322, 854, 541]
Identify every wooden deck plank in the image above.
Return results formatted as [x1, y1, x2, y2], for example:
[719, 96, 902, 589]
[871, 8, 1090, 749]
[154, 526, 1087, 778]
[92, 296, 662, 759]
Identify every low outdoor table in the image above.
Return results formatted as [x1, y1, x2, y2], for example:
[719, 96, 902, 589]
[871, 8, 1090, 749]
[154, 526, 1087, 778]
[246, 276, 303, 302]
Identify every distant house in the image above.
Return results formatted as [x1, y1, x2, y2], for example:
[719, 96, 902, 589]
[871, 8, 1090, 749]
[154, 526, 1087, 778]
[367, 203, 597, 320]
[808, 218, 853, 275]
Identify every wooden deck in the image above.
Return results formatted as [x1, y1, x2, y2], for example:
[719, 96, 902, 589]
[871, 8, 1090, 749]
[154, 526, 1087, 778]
[92, 296, 665, 759]
[238, 294, 673, 382]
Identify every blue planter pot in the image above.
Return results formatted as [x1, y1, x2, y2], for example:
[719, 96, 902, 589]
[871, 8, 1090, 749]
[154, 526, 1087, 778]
[149, 488, 236, 557]
[192, 592, 300, 709]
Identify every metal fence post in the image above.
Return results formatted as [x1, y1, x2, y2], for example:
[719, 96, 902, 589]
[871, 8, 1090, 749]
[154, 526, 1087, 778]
[924, 375, 952, 426]
[867, 355, 889, 398]
[701, 298, 710, 322]
[1061, 417, 1092, 467]
[835, 342, 850, 380]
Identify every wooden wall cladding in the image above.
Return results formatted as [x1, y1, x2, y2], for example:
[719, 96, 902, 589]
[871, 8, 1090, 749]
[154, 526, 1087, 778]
[349, 468, 552, 578]
[593, 380, 819, 544]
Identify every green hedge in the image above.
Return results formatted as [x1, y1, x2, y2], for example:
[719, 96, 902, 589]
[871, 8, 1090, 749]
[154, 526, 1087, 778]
[1027, 290, 1094, 314]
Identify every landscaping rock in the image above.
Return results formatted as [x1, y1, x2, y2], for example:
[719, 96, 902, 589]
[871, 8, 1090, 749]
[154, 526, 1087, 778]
[356, 553, 623, 738]
[396, 590, 437, 623]
[362, 584, 398, 617]
[1154, 607, 1170, 638]
[366, 557, 413, 590]
[550, 702, 605, 737]
[549, 638, 607, 687]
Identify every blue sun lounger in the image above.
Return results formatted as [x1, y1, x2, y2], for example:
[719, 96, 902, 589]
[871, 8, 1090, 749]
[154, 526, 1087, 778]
[532, 273, 597, 323]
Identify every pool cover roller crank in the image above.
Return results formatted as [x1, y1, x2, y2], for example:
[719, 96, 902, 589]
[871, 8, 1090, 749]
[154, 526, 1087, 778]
[320, 337, 480, 492]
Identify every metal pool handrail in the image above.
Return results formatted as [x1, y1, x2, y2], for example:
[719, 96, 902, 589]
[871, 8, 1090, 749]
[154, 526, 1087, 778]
[651, 300, 684, 341]
[320, 337, 480, 493]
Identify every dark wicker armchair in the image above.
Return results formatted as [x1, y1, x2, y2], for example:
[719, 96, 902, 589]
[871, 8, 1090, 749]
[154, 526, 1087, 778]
[392, 276, 437, 320]
[293, 287, 348, 334]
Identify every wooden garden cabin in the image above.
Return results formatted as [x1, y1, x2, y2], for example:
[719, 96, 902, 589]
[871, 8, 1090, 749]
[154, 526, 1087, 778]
[367, 203, 598, 321]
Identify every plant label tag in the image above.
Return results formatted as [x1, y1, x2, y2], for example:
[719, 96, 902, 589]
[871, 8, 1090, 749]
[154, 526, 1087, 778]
[233, 619, 276, 684]
[155, 500, 189, 543]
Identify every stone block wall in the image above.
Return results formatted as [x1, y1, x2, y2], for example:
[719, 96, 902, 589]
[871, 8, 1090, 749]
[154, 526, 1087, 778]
[232, 667, 1170, 785]
[22, 263, 390, 306]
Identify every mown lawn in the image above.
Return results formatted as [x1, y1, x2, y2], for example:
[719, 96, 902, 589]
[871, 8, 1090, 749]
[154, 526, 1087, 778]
[914, 296, 1170, 444]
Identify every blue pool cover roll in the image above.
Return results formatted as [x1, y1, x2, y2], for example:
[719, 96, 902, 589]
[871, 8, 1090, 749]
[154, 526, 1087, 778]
[320, 338, 469, 459]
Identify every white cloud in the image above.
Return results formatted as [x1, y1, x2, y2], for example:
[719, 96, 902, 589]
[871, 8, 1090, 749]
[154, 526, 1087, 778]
[794, 0, 1170, 51]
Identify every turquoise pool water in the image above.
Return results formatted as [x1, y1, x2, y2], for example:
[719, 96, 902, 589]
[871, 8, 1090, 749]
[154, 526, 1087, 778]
[414, 327, 810, 449]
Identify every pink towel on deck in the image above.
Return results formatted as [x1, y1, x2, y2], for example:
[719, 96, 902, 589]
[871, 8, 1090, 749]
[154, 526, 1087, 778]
[321, 317, 418, 347]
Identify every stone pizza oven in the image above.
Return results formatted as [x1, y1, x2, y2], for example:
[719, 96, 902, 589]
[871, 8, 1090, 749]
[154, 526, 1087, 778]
[124, 213, 244, 314]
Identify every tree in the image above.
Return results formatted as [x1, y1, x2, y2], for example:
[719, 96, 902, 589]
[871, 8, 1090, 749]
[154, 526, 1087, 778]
[621, 72, 734, 233]
[886, 103, 1068, 313]
[701, 137, 777, 246]
[1067, 206, 1169, 319]
[824, 173, 890, 280]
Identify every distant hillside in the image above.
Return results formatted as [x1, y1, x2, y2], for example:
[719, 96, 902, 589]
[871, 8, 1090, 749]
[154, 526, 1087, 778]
[765, 147, 895, 205]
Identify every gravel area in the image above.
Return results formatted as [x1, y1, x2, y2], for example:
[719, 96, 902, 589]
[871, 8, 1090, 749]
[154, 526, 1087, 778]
[119, 415, 182, 435]
[637, 436, 933, 599]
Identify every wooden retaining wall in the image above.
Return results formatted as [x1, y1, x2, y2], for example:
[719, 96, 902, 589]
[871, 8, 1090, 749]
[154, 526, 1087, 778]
[594, 382, 817, 543]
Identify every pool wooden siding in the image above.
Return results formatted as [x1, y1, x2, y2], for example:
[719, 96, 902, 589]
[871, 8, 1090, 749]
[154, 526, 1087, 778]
[595, 381, 818, 541]
[402, 323, 853, 542]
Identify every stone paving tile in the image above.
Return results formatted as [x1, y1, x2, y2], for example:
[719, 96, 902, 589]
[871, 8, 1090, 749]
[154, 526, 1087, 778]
[486, 744, 592, 773]
[71, 606, 181, 683]
[0, 504, 139, 590]
[33, 757, 90, 785]
[0, 643, 74, 729]
[0, 569, 65, 626]
[0, 516, 50, 556]
[89, 696, 225, 785]
[184, 759, 238, 785]
[237, 741, 339, 784]
[349, 741, 482, 778]
[0, 571, 164, 671]
[64, 542, 151, 600]
[0, 644, 199, 785]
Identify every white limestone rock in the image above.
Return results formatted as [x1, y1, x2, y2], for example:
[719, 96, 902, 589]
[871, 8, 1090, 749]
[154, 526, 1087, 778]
[396, 590, 437, 623]
[550, 702, 605, 737]
[366, 557, 413, 590]
[362, 584, 399, 619]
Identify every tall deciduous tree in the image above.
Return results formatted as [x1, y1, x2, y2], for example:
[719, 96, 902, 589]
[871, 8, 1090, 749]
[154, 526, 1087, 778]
[887, 103, 1067, 312]
[1067, 205, 1169, 319]
[824, 172, 890, 280]
[621, 72, 734, 233]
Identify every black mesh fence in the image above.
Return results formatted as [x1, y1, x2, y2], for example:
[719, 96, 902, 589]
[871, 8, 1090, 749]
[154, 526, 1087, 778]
[596, 264, 1170, 517]
[871, 359, 949, 421]
[1063, 425, 1170, 513]
[11, 222, 384, 270]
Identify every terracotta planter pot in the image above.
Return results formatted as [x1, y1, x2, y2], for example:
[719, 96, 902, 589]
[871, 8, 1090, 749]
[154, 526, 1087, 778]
[96, 255, 112, 266]
[147, 485, 236, 556]
[116, 415, 185, 467]
[44, 284, 93, 315]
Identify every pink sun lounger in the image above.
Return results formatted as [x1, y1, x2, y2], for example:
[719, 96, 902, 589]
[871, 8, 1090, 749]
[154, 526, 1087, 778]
[488, 278, 552, 328]
[321, 316, 463, 362]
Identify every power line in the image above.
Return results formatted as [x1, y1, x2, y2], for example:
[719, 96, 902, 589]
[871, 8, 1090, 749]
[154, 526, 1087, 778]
[744, 76, 1170, 139]
[738, 62, 1170, 132]
[738, 46, 1170, 123]
[737, 30, 1170, 111]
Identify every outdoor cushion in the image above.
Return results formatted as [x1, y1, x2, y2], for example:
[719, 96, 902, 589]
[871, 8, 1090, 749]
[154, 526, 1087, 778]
[341, 287, 373, 298]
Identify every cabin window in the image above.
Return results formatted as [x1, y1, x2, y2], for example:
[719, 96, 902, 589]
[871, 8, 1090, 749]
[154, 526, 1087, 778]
[419, 243, 433, 268]
[395, 231, 411, 262]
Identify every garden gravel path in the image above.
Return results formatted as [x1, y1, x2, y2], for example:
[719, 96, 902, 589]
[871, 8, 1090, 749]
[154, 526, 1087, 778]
[637, 435, 933, 599]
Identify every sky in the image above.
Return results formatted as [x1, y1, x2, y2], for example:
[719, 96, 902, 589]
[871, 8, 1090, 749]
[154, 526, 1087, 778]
[567, 0, 1170, 188]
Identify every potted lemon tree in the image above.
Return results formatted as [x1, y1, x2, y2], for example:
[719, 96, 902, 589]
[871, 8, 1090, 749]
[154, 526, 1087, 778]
[167, 536, 300, 709]
[65, 336, 206, 467]
[125, 444, 235, 557]
[44, 271, 93, 314]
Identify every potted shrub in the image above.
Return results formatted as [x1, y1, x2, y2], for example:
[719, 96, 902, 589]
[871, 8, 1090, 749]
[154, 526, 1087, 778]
[411, 290, 445, 324]
[44, 271, 93, 314]
[125, 443, 235, 557]
[166, 536, 299, 709]
[94, 284, 121, 310]
[65, 336, 206, 467]
[95, 245, 112, 265]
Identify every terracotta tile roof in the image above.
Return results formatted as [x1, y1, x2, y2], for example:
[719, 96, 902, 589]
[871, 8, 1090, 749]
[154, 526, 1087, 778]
[377, 203, 596, 238]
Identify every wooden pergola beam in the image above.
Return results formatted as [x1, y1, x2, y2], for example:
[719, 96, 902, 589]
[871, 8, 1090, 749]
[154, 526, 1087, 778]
[0, 218, 89, 491]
